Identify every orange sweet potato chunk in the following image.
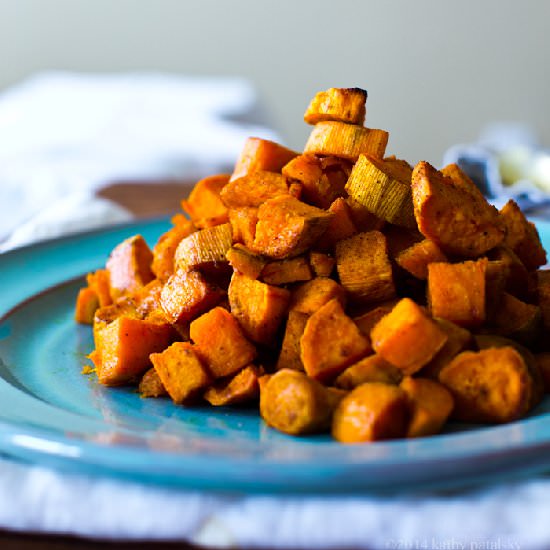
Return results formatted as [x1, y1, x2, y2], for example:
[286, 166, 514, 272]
[318, 197, 358, 250]
[150, 341, 211, 404]
[260, 256, 312, 285]
[228, 272, 290, 346]
[335, 230, 395, 305]
[225, 244, 266, 279]
[190, 307, 257, 379]
[204, 365, 261, 406]
[304, 87, 367, 125]
[253, 195, 333, 259]
[332, 382, 409, 443]
[228, 207, 258, 249]
[138, 367, 168, 398]
[300, 298, 371, 382]
[427, 259, 488, 328]
[160, 269, 225, 324]
[221, 171, 291, 208]
[334, 354, 402, 390]
[75, 287, 100, 325]
[181, 174, 230, 229]
[86, 269, 113, 307]
[371, 298, 448, 375]
[412, 161, 504, 257]
[289, 277, 346, 315]
[230, 137, 298, 182]
[93, 316, 174, 386]
[276, 310, 310, 372]
[308, 251, 335, 277]
[395, 239, 447, 280]
[106, 235, 155, 299]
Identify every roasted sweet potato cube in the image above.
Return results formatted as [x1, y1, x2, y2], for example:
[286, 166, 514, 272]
[412, 161, 504, 257]
[428, 259, 488, 328]
[304, 87, 367, 125]
[491, 292, 542, 346]
[174, 223, 232, 271]
[500, 199, 547, 271]
[308, 251, 335, 277]
[160, 269, 225, 324]
[75, 287, 99, 325]
[304, 121, 388, 161]
[334, 354, 402, 390]
[276, 310, 310, 372]
[352, 301, 398, 344]
[344, 197, 385, 233]
[335, 230, 395, 305]
[317, 197, 358, 251]
[261, 256, 312, 285]
[395, 239, 447, 280]
[226, 244, 266, 279]
[138, 367, 168, 398]
[190, 307, 257, 379]
[439, 347, 533, 423]
[253, 195, 333, 259]
[134, 279, 164, 317]
[260, 369, 343, 435]
[300, 298, 371, 382]
[230, 137, 298, 182]
[345, 154, 416, 228]
[228, 207, 258, 249]
[93, 316, 174, 386]
[488, 246, 530, 300]
[106, 235, 155, 299]
[221, 171, 291, 208]
[181, 174, 230, 229]
[400, 376, 454, 438]
[204, 365, 261, 406]
[86, 269, 113, 307]
[150, 342, 211, 404]
[332, 382, 409, 443]
[440, 163, 486, 202]
[151, 218, 196, 282]
[371, 298, 448, 375]
[289, 277, 346, 315]
[228, 272, 290, 345]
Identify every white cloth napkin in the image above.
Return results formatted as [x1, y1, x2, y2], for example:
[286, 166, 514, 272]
[2, 73, 550, 550]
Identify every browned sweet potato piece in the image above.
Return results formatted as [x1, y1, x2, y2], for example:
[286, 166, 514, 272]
[412, 161, 504, 257]
[86, 269, 113, 307]
[427, 259, 488, 328]
[535, 353, 550, 393]
[150, 341, 211, 404]
[253, 195, 333, 259]
[138, 367, 168, 398]
[300, 298, 371, 382]
[230, 137, 298, 182]
[190, 307, 257, 379]
[308, 251, 335, 277]
[174, 223, 232, 271]
[488, 246, 530, 300]
[151, 217, 196, 282]
[334, 354, 402, 390]
[344, 197, 385, 233]
[260, 369, 343, 435]
[440, 162, 487, 202]
[221, 171, 291, 209]
[421, 318, 472, 379]
[134, 279, 163, 317]
[332, 382, 409, 443]
[395, 239, 447, 280]
[92, 316, 174, 386]
[304, 121, 388, 161]
[276, 310, 309, 371]
[160, 269, 225, 324]
[439, 347, 533, 423]
[317, 197, 358, 251]
[345, 154, 415, 228]
[335, 230, 395, 305]
[204, 365, 261, 406]
[75, 287, 100, 324]
[491, 292, 542, 346]
[228, 272, 290, 345]
[106, 235, 155, 299]
[371, 298, 448, 375]
[261, 256, 312, 285]
[289, 277, 346, 315]
[400, 376, 454, 438]
[228, 207, 258, 249]
[353, 302, 396, 342]
[500, 199, 547, 271]
[225, 244, 266, 279]
[304, 87, 367, 125]
[181, 174, 230, 229]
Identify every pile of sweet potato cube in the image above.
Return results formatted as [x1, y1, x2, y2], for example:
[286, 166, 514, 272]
[76, 87, 550, 443]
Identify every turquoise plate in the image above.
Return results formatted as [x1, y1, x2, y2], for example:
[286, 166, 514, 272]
[2, 218, 550, 494]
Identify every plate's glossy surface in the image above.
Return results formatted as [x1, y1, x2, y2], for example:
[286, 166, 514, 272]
[2, 218, 550, 494]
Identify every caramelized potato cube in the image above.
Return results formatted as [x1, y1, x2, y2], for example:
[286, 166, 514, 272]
[395, 239, 447, 280]
[276, 310, 310, 372]
[204, 365, 261, 406]
[304, 87, 367, 125]
[290, 277, 346, 315]
[226, 244, 266, 279]
[75, 287, 99, 325]
[138, 367, 168, 398]
[181, 174, 230, 228]
[308, 251, 335, 277]
[221, 171, 291, 208]
[334, 354, 402, 390]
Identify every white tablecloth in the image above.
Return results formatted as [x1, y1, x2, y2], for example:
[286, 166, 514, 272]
[1, 73, 550, 549]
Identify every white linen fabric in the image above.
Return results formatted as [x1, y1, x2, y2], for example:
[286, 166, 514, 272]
[1, 73, 550, 550]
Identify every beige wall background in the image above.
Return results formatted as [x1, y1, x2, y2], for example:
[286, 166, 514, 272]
[1, 0, 549, 165]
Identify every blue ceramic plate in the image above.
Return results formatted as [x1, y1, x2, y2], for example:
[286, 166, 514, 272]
[2, 218, 550, 494]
